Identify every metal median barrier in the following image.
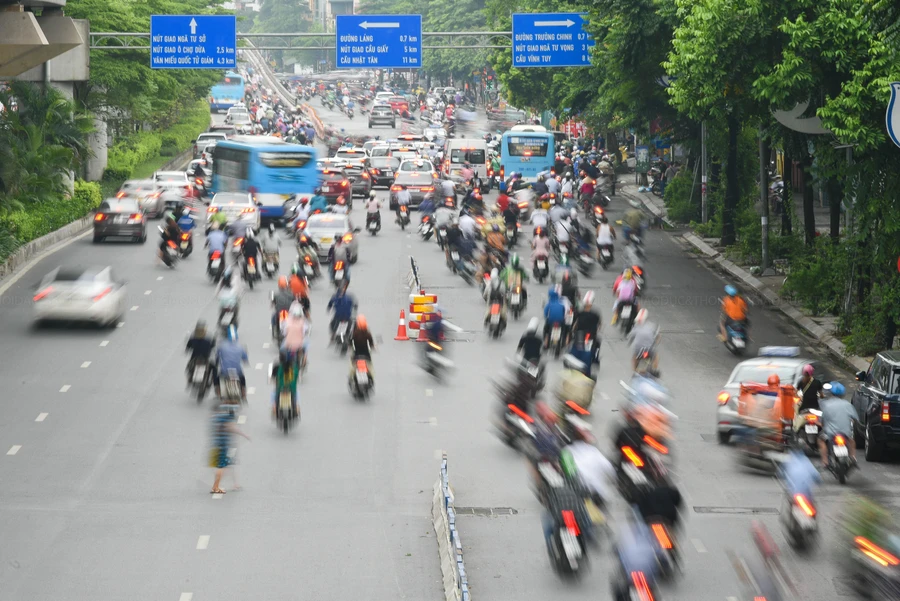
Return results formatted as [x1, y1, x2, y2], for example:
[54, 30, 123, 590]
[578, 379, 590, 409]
[432, 453, 470, 601]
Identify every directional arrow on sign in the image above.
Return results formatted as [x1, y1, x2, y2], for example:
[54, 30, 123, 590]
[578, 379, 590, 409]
[189, 18, 197, 34]
[359, 21, 400, 29]
[534, 19, 575, 27]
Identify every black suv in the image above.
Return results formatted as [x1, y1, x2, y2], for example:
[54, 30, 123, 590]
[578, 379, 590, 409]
[369, 104, 396, 128]
[852, 350, 900, 461]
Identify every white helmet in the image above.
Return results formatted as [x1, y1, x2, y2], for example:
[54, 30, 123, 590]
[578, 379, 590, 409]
[569, 209, 578, 221]
[635, 308, 648, 324]
[582, 291, 594, 308]
[527, 317, 540, 333]
[289, 302, 304, 317]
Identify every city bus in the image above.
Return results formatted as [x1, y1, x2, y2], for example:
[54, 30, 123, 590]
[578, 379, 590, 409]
[211, 136, 319, 224]
[499, 125, 556, 182]
[209, 72, 245, 112]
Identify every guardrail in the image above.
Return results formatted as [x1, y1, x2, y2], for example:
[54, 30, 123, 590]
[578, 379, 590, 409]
[432, 454, 470, 601]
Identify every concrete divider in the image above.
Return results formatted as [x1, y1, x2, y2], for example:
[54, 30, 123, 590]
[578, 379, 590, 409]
[432, 453, 470, 601]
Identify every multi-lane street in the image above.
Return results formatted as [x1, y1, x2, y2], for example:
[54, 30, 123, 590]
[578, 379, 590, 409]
[0, 98, 896, 601]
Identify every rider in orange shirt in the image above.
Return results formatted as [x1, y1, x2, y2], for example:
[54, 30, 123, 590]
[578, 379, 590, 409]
[719, 285, 749, 341]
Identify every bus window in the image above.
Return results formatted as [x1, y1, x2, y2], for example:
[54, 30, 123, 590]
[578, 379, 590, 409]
[507, 137, 549, 157]
[259, 151, 314, 168]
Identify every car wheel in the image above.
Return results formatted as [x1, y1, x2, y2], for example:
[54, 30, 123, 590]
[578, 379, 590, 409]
[864, 423, 885, 462]
[717, 431, 730, 445]
[93, 235, 103, 244]
[139, 231, 147, 243]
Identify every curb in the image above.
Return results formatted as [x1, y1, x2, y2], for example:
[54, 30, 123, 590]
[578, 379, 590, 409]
[681, 232, 870, 373]
[431, 453, 470, 601]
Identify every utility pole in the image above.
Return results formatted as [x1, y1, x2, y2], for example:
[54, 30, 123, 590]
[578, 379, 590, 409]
[701, 121, 708, 223]
[759, 128, 770, 273]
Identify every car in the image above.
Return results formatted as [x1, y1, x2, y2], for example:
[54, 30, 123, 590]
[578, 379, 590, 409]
[715, 346, 835, 444]
[33, 266, 127, 328]
[852, 350, 900, 461]
[398, 158, 437, 175]
[154, 171, 195, 199]
[389, 171, 437, 210]
[317, 158, 348, 171]
[303, 213, 360, 263]
[225, 107, 252, 126]
[374, 91, 394, 104]
[93, 197, 147, 243]
[396, 134, 425, 144]
[207, 192, 260, 233]
[334, 147, 368, 161]
[193, 132, 227, 158]
[117, 179, 163, 218]
[342, 161, 373, 198]
[366, 156, 400, 188]
[368, 104, 396, 128]
[369, 144, 391, 158]
[362, 139, 380, 154]
[318, 169, 352, 205]
[389, 96, 409, 113]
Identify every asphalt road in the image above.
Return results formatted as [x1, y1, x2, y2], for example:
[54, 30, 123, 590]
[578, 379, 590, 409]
[1, 104, 897, 601]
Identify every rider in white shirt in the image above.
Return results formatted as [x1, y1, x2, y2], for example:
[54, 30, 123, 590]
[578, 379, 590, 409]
[459, 212, 477, 239]
[531, 206, 550, 229]
[546, 176, 560, 195]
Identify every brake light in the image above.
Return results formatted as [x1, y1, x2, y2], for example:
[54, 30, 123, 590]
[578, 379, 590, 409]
[342, 234, 353, 243]
[834, 434, 846, 446]
[93, 287, 113, 302]
[116, 191, 126, 198]
[400, 206, 408, 212]
[207, 206, 218, 213]
[622, 446, 644, 467]
[428, 341, 443, 351]
[341, 181, 348, 187]
[594, 206, 603, 214]
[805, 413, 818, 422]
[248, 257, 255, 266]
[391, 185, 402, 191]
[210, 251, 222, 260]
[335, 261, 344, 270]
[507, 404, 534, 423]
[500, 166, 504, 179]
[356, 359, 368, 372]
[565, 400, 590, 415]
[489, 304, 500, 315]
[518, 201, 528, 209]
[630, 572, 655, 601]
[421, 186, 434, 192]
[717, 391, 730, 405]
[856, 536, 900, 567]
[195, 178, 204, 186]
[279, 310, 288, 320]
[422, 215, 430, 223]
[883, 401, 891, 422]
[371, 168, 380, 175]
[794, 493, 816, 517]
[241, 207, 256, 214]
[475, 216, 486, 225]
[167, 240, 178, 249]
[651, 523, 673, 549]
[181, 233, 190, 241]
[296, 220, 307, 230]
[633, 266, 644, 276]
[561, 510, 580, 536]
[94, 213, 106, 221]
[361, 172, 369, 179]
[643, 436, 669, 454]
[33, 287, 53, 301]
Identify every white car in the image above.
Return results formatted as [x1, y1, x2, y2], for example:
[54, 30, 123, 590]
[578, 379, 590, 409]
[33, 266, 127, 327]
[154, 171, 194, 199]
[303, 213, 360, 263]
[374, 91, 393, 104]
[225, 107, 252, 126]
[398, 158, 436, 175]
[207, 192, 260, 232]
[334, 147, 369, 161]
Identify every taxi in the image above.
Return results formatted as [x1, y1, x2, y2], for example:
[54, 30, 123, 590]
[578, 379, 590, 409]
[715, 346, 835, 444]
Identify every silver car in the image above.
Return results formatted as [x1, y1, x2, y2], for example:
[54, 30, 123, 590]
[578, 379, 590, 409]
[118, 179, 163, 218]
[32, 266, 127, 328]
[303, 213, 360, 263]
[207, 192, 261, 233]
[154, 171, 195, 199]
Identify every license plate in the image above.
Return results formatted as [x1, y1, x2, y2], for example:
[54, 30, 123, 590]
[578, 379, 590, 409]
[451, 251, 459, 260]
[537, 260, 546, 269]
[211, 259, 221, 269]
[335, 269, 344, 279]
[279, 391, 292, 410]
[193, 366, 206, 381]
[805, 425, 818, 434]
[180, 242, 188, 249]
[511, 293, 520, 304]
[304, 264, 314, 275]
[560, 530, 582, 560]
[266, 262, 274, 271]
[601, 249, 611, 257]
[337, 324, 348, 335]
[114, 216, 127, 224]
[551, 328, 560, 342]
[733, 338, 745, 348]
[834, 445, 849, 457]
[322, 186, 330, 192]
[369, 222, 377, 229]
[384, 170, 392, 175]
[321, 237, 333, 244]
[247, 264, 256, 274]
[356, 371, 368, 386]
[491, 313, 499, 325]
[622, 306, 632, 319]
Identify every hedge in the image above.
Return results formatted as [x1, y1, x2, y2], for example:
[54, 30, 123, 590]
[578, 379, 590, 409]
[102, 100, 211, 182]
[0, 181, 102, 256]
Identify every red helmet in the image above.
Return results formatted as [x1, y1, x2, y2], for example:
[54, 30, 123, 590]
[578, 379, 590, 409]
[767, 374, 781, 387]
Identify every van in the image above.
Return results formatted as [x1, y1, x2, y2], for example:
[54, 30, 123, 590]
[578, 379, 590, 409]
[443, 138, 489, 182]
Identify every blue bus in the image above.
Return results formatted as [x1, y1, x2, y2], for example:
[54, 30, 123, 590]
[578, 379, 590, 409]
[500, 126, 556, 182]
[209, 72, 245, 112]
[211, 136, 320, 223]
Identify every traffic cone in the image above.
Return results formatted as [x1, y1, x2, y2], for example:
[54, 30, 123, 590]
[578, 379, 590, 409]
[417, 319, 430, 342]
[394, 310, 409, 341]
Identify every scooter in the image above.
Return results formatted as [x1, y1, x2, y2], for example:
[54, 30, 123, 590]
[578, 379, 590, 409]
[366, 213, 381, 235]
[243, 256, 258, 290]
[188, 359, 211, 403]
[262, 251, 279, 278]
[422, 339, 453, 382]
[159, 227, 179, 268]
[332, 259, 346, 287]
[828, 434, 853, 484]
[497, 401, 536, 449]
[509, 285, 525, 320]
[534, 256, 549, 283]
[397, 205, 410, 230]
[221, 368, 244, 405]
[617, 301, 637, 335]
[538, 462, 589, 575]
[599, 245, 613, 270]
[780, 485, 818, 550]
[724, 321, 748, 355]
[207, 250, 225, 282]
[549, 322, 564, 359]
[487, 301, 505, 339]
[333, 319, 352, 355]
[419, 215, 434, 241]
[795, 409, 823, 454]
[179, 231, 193, 258]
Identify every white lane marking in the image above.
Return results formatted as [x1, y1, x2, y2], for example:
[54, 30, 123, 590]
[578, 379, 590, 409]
[99, 340, 109, 347]
[157, 276, 164, 281]
[81, 361, 91, 368]
[144, 290, 152, 295]
[7, 445, 21, 455]
[407, 244, 412, 248]
[237, 415, 247, 424]
[429, 417, 438, 426]
[425, 388, 433, 397]
[726, 597, 738, 601]
[179, 594, 194, 601]
[692, 539, 708, 553]
[211, 494, 223, 500]
[263, 342, 271, 349]
[130, 306, 139, 311]
[255, 363, 263, 370]
[36, 413, 48, 422]
[59, 385, 71, 393]
[694, 329, 705, 334]
[247, 387, 256, 395]
[433, 449, 443, 459]
[117, 322, 125, 328]
[196, 535, 210, 550]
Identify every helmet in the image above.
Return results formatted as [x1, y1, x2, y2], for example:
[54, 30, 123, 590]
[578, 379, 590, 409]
[278, 275, 288, 289]
[725, 285, 738, 297]
[767, 374, 781, 387]
[830, 381, 846, 397]
[194, 320, 207, 337]
[369, 191, 376, 199]
[802, 364, 814, 377]
[526, 317, 539, 333]
[492, 224, 500, 233]
[356, 314, 367, 330]
[245, 227, 255, 240]
[569, 209, 578, 220]
[635, 308, 648, 324]
[225, 325, 238, 342]
[289, 303, 303, 317]
[291, 263, 300, 275]
[582, 291, 594, 308]
[210, 221, 220, 231]
[623, 268, 633, 280]
[268, 223, 275, 234]
[510, 254, 520, 269]
[337, 196, 346, 205]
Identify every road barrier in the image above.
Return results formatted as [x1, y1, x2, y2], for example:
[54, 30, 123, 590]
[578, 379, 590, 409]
[432, 453, 470, 601]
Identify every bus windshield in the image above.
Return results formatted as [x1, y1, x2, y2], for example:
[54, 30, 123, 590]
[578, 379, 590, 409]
[507, 136, 549, 157]
[450, 148, 485, 164]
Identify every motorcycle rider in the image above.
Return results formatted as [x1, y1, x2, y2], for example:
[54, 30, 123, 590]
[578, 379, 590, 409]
[531, 227, 551, 269]
[395, 184, 411, 223]
[780, 448, 821, 505]
[553, 211, 573, 257]
[549, 198, 569, 224]
[440, 176, 456, 203]
[611, 268, 638, 325]
[365, 191, 381, 230]
[214, 325, 249, 402]
[629, 309, 661, 374]
[546, 173, 560, 196]
[350, 314, 376, 385]
[531, 201, 550, 230]
[484, 267, 508, 330]
[208, 205, 229, 234]
[596, 215, 616, 261]
[434, 198, 456, 231]
[623, 207, 645, 244]
[459, 209, 478, 240]
[308, 188, 328, 214]
[818, 382, 859, 469]
[331, 195, 349, 215]
[328, 237, 351, 283]
[500, 253, 529, 304]
[296, 234, 321, 277]
[327, 281, 356, 339]
[158, 213, 182, 263]
[185, 320, 215, 386]
[543, 288, 567, 348]
[573, 291, 602, 348]
[718, 285, 749, 342]
[281, 302, 310, 370]
[518, 317, 544, 364]
[260, 223, 281, 269]
[272, 276, 296, 334]
[205, 221, 228, 264]
[565, 420, 616, 510]
[217, 268, 241, 328]
[559, 269, 579, 308]
[484, 223, 508, 265]
[240, 227, 261, 280]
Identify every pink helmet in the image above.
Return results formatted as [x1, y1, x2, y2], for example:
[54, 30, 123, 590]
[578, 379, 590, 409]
[803, 364, 814, 377]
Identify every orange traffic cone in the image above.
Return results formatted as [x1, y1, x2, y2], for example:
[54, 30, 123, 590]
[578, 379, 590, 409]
[417, 319, 430, 342]
[394, 310, 409, 341]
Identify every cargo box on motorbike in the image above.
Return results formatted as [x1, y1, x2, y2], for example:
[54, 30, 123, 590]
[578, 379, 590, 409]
[558, 369, 595, 409]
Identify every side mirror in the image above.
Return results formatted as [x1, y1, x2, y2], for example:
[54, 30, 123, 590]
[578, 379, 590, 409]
[269, 290, 275, 302]
[856, 370, 867, 381]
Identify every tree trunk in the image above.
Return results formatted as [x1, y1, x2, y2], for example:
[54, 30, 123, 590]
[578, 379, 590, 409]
[721, 114, 740, 246]
[800, 154, 816, 246]
[781, 154, 793, 235]
[885, 316, 897, 350]
[827, 177, 842, 241]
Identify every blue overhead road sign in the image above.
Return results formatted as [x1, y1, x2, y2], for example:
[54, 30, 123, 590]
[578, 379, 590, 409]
[512, 13, 594, 68]
[335, 14, 422, 69]
[150, 15, 236, 70]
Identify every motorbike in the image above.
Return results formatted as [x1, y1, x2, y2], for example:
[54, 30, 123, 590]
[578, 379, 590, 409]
[366, 213, 381, 235]
[299, 249, 318, 281]
[724, 320, 748, 355]
[846, 534, 900, 599]
[498, 401, 535, 449]
[634, 347, 658, 377]
[231, 236, 244, 262]
[630, 233, 646, 260]
[599, 245, 613, 270]
[612, 569, 660, 601]
[179, 231, 193, 258]
[422, 339, 453, 382]
[780, 485, 817, 550]
[207, 250, 225, 282]
[632, 265, 646, 293]
[243, 256, 259, 290]
[188, 359, 211, 403]
[549, 322, 564, 359]
[509, 284, 525, 320]
[575, 248, 595, 277]
[397, 205, 410, 230]
[488, 301, 505, 338]
[333, 319, 352, 355]
[419, 215, 434, 241]
[436, 225, 448, 249]
[645, 514, 681, 580]
[349, 357, 373, 400]
[332, 259, 346, 288]
[539, 463, 589, 575]
[346, 106, 355, 119]
[795, 409, 823, 454]
[617, 442, 662, 503]
[262, 251, 279, 278]
[617, 301, 637, 335]
[158, 227, 180, 268]
[534, 256, 549, 283]
[221, 367, 244, 405]
[506, 223, 518, 247]
[828, 434, 853, 484]
[272, 360, 298, 434]
[591, 204, 606, 227]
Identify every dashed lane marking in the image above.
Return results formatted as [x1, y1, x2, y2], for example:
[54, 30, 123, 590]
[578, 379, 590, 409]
[130, 306, 139, 311]
[237, 415, 247, 424]
[117, 322, 125, 328]
[263, 342, 271, 349]
[692, 539, 708, 553]
[81, 361, 91, 368]
[35, 413, 48, 422]
[7, 445, 21, 455]
[429, 417, 438, 426]
[59, 385, 71, 393]
[196, 535, 210, 550]
[156, 276, 163, 281]
[144, 290, 152, 295]
[425, 389, 433, 397]
[211, 494, 223, 500]
[179, 594, 193, 601]
[600, 392, 610, 401]
[100, 340, 109, 347]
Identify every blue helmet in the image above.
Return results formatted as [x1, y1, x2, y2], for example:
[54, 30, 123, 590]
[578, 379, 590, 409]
[226, 325, 238, 342]
[725, 285, 738, 297]
[548, 289, 559, 303]
[830, 381, 845, 397]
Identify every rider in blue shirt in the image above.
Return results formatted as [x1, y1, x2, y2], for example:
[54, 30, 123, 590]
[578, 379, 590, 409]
[566, 339, 594, 379]
[327, 282, 356, 335]
[780, 448, 821, 501]
[543, 288, 566, 346]
[308, 189, 329, 214]
[214, 326, 249, 401]
[205, 222, 227, 257]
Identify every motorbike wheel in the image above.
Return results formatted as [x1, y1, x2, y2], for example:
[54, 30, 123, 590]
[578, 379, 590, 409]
[282, 416, 290, 434]
[247, 275, 254, 290]
[197, 380, 207, 403]
[554, 340, 562, 358]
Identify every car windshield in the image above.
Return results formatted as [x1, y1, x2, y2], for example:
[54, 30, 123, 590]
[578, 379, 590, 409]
[213, 193, 251, 205]
[156, 174, 186, 183]
[728, 363, 798, 386]
[49, 268, 102, 283]
[401, 161, 432, 171]
[121, 182, 154, 193]
[370, 158, 399, 169]
[100, 200, 140, 212]
[370, 147, 390, 156]
[307, 215, 348, 230]
[336, 150, 365, 160]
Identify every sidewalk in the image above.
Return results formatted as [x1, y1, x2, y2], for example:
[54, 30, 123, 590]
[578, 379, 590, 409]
[615, 181, 871, 373]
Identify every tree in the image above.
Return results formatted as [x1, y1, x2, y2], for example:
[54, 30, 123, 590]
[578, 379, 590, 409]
[250, 0, 313, 70]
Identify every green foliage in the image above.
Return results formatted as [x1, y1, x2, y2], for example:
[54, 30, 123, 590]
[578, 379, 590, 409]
[781, 237, 848, 315]
[662, 171, 700, 223]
